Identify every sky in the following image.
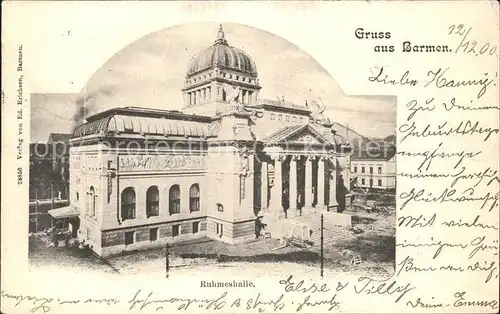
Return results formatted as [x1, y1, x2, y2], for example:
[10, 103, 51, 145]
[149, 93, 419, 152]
[30, 22, 396, 142]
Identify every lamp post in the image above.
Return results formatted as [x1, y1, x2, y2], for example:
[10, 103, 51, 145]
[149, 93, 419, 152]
[165, 242, 170, 279]
[35, 189, 38, 233]
[320, 213, 324, 277]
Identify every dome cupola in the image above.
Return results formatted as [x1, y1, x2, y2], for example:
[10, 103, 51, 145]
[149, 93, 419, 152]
[182, 25, 261, 116]
[186, 25, 258, 78]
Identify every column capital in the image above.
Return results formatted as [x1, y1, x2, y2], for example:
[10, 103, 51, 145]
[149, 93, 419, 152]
[270, 153, 286, 162]
[290, 154, 301, 162]
[319, 154, 330, 161]
[305, 155, 318, 162]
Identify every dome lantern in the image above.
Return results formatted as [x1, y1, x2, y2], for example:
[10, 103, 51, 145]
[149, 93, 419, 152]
[215, 24, 227, 45]
[181, 24, 262, 116]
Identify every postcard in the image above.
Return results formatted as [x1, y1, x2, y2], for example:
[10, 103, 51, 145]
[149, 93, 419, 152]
[1, 1, 499, 313]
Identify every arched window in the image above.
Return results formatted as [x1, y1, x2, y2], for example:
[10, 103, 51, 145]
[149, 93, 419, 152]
[146, 186, 159, 217]
[89, 187, 96, 217]
[189, 184, 200, 212]
[169, 185, 181, 215]
[216, 203, 224, 212]
[121, 187, 136, 220]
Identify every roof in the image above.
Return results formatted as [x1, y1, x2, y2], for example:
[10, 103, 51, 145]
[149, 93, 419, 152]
[263, 124, 333, 146]
[256, 99, 311, 114]
[187, 25, 257, 77]
[48, 205, 79, 219]
[84, 106, 211, 122]
[72, 107, 216, 139]
[48, 133, 72, 144]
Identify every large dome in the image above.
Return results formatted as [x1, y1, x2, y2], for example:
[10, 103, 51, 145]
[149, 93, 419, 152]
[186, 25, 257, 77]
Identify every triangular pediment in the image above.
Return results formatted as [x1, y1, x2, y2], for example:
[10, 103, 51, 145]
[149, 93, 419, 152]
[288, 130, 325, 144]
[263, 124, 332, 146]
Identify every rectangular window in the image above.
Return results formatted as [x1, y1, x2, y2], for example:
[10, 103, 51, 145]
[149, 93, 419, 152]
[361, 178, 365, 185]
[378, 179, 382, 186]
[370, 167, 373, 174]
[107, 161, 113, 169]
[125, 231, 134, 245]
[150, 228, 158, 241]
[76, 192, 79, 202]
[292, 116, 297, 122]
[362, 167, 365, 173]
[216, 223, 224, 237]
[285, 115, 289, 122]
[172, 224, 180, 237]
[270, 114, 275, 120]
[378, 167, 382, 174]
[300, 117, 304, 123]
[192, 222, 200, 234]
[278, 114, 282, 121]
[353, 166, 357, 173]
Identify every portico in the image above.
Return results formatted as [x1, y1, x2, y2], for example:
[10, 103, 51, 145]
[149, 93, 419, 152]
[258, 123, 349, 219]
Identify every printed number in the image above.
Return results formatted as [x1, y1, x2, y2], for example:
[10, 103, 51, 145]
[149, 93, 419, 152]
[17, 167, 23, 185]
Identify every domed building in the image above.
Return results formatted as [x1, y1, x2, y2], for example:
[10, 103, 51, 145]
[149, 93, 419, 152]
[65, 25, 352, 257]
[181, 25, 261, 116]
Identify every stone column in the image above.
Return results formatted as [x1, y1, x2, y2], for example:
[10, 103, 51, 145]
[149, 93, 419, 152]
[242, 155, 255, 216]
[317, 156, 326, 210]
[208, 86, 212, 102]
[196, 90, 200, 105]
[288, 155, 299, 217]
[328, 157, 338, 210]
[304, 156, 314, 208]
[269, 154, 283, 212]
[261, 160, 268, 210]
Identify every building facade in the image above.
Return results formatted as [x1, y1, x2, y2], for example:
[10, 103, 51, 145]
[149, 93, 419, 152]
[351, 149, 396, 192]
[68, 26, 352, 257]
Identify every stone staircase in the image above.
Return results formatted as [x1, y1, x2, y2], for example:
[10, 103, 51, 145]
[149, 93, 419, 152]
[292, 211, 353, 246]
[262, 209, 354, 247]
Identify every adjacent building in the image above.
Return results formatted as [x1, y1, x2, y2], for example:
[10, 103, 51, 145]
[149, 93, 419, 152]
[350, 145, 396, 192]
[61, 25, 351, 257]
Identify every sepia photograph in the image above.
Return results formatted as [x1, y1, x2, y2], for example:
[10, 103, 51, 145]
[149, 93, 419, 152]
[28, 22, 397, 278]
[2, 2, 499, 313]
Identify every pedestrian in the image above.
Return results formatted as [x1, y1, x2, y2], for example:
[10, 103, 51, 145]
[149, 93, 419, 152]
[255, 218, 262, 239]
